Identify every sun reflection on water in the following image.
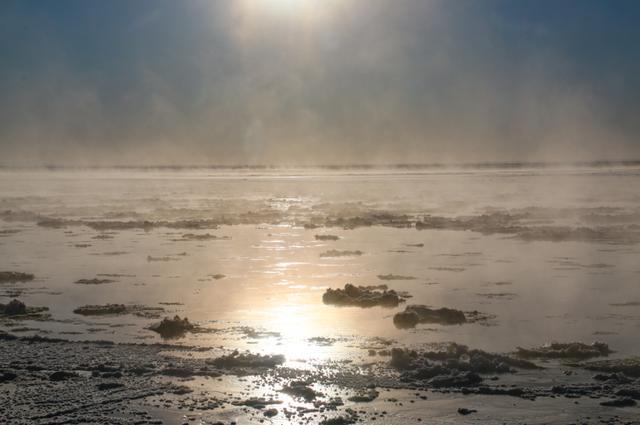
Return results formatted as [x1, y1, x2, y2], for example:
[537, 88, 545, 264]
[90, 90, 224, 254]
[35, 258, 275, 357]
[249, 303, 347, 362]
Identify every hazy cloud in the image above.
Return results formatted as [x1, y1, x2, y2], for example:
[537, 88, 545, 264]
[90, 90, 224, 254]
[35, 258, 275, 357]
[0, 0, 639, 165]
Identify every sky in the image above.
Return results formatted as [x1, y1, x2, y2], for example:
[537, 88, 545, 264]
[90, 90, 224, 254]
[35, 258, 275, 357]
[0, 0, 639, 166]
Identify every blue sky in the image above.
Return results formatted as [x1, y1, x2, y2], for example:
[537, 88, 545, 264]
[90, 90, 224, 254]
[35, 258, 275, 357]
[1, 0, 639, 165]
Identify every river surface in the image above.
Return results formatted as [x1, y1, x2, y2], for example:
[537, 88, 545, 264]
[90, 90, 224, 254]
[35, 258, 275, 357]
[2, 166, 639, 361]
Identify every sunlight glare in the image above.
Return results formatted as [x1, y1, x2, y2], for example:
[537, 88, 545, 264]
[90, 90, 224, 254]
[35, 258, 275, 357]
[265, 0, 303, 12]
[234, 0, 333, 24]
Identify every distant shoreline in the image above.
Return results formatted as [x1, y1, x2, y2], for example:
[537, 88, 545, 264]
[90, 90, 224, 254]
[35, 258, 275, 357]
[1, 160, 640, 172]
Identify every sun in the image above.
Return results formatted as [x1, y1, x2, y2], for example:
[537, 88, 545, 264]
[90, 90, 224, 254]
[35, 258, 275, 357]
[258, 0, 316, 17]
[242, 0, 329, 19]
[229, 0, 336, 42]
[266, 0, 303, 9]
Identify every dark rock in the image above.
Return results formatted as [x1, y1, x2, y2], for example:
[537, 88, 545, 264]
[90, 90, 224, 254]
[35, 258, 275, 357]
[320, 250, 363, 257]
[516, 342, 611, 359]
[161, 367, 195, 377]
[97, 382, 125, 391]
[209, 350, 285, 369]
[390, 348, 416, 369]
[0, 332, 18, 341]
[281, 384, 318, 401]
[73, 304, 127, 315]
[74, 278, 116, 285]
[0, 371, 17, 382]
[475, 386, 525, 397]
[593, 373, 633, 384]
[95, 364, 120, 373]
[149, 316, 195, 339]
[263, 408, 278, 417]
[3, 299, 26, 316]
[429, 372, 482, 388]
[232, 398, 283, 409]
[389, 343, 538, 389]
[393, 305, 466, 328]
[377, 274, 416, 281]
[582, 357, 640, 377]
[0, 272, 34, 283]
[616, 389, 640, 400]
[171, 385, 193, 395]
[315, 234, 339, 241]
[128, 367, 154, 375]
[49, 371, 77, 381]
[0, 300, 48, 319]
[320, 416, 357, 425]
[323, 284, 407, 308]
[600, 398, 637, 407]
[347, 389, 379, 402]
[177, 233, 229, 241]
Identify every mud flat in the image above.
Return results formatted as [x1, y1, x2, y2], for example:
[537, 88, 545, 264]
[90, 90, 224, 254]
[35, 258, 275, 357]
[0, 333, 213, 425]
[5, 202, 640, 244]
[2, 333, 639, 424]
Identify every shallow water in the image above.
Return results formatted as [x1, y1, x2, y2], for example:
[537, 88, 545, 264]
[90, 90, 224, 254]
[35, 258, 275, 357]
[1, 166, 640, 360]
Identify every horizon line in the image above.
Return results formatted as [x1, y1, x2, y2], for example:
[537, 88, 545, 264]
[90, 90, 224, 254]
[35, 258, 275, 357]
[2, 159, 640, 171]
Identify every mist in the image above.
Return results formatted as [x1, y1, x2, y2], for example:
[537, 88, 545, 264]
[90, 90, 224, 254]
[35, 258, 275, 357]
[3, 3, 640, 421]
[1, 0, 639, 166]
